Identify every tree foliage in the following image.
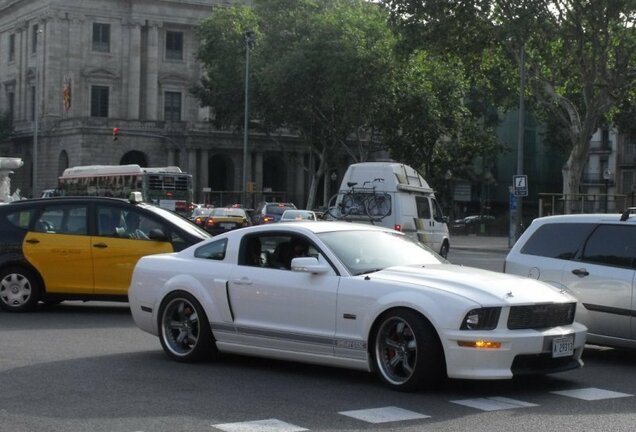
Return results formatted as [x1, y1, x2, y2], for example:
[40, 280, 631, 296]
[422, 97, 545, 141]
[384, 0, 636, 212]
[193, 0, 509, 208]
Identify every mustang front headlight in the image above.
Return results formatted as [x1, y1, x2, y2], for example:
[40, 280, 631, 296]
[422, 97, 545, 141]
[460, 307, 501, 330]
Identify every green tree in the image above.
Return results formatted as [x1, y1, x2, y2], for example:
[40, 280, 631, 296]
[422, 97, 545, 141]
[193, 0, 400, 209]
[384, 0, 636, 213]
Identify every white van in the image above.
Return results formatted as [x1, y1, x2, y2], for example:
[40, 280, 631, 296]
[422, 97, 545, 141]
[329, 162, 450, 257]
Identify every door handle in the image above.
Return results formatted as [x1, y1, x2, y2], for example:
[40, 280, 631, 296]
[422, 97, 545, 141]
[93, 243, 108, 249]
[232, 278, 252, 286]
[571, 268, 589, 277]
[25, 239, 40, 244]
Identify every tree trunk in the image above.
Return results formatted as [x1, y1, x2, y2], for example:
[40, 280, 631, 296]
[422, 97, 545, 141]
[305, 147, 327, 210]
[562, 129, 593, 214]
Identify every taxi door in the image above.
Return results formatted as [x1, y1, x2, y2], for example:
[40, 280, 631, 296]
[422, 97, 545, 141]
[91, 206, 173, 295]
[22, 204, 93, 294]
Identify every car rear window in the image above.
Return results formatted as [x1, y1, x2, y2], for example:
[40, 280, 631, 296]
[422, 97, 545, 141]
[5, 209, 33, 230]
[520, 222, 596, 259]
[581, 224, 636, 269]
[266, 204, 295, 215]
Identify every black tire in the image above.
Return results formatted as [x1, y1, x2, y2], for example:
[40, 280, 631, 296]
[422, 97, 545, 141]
[365, 193, 391, 219]
[0, 266, 42, 312]
[439, 241, 449, 259]
[373, 308, 446, 391]
[158, 291, 219, 362]
[326, 194, 344, 219]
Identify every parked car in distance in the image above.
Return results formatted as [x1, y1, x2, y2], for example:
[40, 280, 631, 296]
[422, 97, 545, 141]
[203, 207, 251, 235]
[504, 208, 636, 349]
[190, 206, 213, 227]
[252, 201, 297, 225]
[280, 209, 317, 222]
[129, 221, 585, 391]
[452, 215, 496, 234]
[0, 195, 210, 312]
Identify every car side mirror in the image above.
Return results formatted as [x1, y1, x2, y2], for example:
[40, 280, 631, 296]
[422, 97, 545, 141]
[291, 257, 330, 274]
[148, 228, 169, 242]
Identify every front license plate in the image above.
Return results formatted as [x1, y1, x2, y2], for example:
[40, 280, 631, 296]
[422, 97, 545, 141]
[552, 335, 574, 358]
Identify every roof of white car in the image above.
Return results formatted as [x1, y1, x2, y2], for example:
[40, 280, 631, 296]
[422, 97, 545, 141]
[247, 220, 393, 235]
[532, 212, 636, 224]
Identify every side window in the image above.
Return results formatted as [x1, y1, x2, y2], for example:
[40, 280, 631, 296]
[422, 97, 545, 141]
[520, 223, 596, 260]
[431, 198, 445, 222]
[6, 209, 33, 230]
[194, 239, 228, 260]
[97, 206, 123, 237]
[415, 196, 431, 219]
[581, 225, 636, 269]
[34, 205, 87, 235]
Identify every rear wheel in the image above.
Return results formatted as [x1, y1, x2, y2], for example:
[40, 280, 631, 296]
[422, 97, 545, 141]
[326, 194, 344, 219]
[373, 309, 445, 391]
[0, 266, 42, 312]
[159, 291, 218, 362]
[439, 241, 449, 259]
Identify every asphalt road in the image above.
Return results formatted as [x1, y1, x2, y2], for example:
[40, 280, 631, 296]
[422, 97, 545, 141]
[1, 247, 635, 431]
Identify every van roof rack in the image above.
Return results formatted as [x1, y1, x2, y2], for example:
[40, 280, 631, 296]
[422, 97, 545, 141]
[619, 207, 636, 221]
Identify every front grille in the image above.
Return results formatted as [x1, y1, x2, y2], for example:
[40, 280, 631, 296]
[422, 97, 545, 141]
[507, 303, 576, 330]
[511, 352, 581, 375]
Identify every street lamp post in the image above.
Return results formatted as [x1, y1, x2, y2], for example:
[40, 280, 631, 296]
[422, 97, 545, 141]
[242, 30, 255, 207]
[32, 28, 43, 198]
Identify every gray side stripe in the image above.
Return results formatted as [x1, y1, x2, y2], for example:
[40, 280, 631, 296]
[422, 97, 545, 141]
[211, 323, 367, 351]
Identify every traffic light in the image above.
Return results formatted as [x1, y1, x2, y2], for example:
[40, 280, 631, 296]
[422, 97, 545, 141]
[112, 127, 120, 141]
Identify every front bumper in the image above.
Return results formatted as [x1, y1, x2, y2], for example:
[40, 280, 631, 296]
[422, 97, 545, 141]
[441, 322, 587, 379]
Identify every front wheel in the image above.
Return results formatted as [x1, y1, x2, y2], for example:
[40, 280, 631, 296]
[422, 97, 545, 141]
[0, 266, 42, 312]
[373, 309, 445, 391]
[159, 291, 218, 362]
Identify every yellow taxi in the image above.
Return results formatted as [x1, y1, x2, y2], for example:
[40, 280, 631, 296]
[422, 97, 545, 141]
[0, 195, 209, 312]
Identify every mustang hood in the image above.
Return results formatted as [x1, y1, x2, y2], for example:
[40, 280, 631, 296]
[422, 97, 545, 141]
[370, 264, 574, 306]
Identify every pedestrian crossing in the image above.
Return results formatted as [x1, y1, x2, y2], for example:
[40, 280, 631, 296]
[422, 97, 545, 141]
[211, 387, 633, 431]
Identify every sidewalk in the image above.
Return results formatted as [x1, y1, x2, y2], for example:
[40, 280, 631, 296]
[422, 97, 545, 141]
[450, 234, 512, 253]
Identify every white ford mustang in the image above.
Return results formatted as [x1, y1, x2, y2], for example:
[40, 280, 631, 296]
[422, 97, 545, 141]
[129, 221, 586, 391]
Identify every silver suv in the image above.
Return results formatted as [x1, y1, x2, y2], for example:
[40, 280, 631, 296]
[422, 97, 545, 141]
[504, 208, 636, 349]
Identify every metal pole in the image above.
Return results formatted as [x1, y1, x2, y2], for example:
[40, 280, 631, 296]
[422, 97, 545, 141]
[513, 46, 526, 244]
[242, 31, 254, 207]
[32, 29, 43, 198]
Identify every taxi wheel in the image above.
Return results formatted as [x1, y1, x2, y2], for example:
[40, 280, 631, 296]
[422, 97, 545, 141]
[0, 266, 42, 312]
[373, 308, 446, 391]
[159, 291, 219, 362]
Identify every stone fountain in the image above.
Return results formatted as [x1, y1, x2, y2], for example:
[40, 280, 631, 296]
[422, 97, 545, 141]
[0, 157, 24, 202]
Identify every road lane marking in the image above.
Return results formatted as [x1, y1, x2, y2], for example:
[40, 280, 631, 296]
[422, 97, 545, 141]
[212, 419, 308, 432]
[450, 396, 538, 411]
[551, 388, 633, 401]
[339, 406, 430, 423]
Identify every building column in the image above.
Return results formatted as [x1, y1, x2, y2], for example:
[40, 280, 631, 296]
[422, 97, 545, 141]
[167, 149, 176, 166]
[126, 21, 142, 119]
[188, 149, 197, 201]
[254, 151, 263, 192]
[200, 149, 209, 202]
[67, 15, 83, 119]
[145, 22, 161, 120]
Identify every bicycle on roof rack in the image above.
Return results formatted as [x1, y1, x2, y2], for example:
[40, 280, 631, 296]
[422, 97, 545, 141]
[326, 178, 391, 221]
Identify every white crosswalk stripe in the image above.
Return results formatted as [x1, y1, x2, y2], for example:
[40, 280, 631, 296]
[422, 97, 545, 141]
[450, 396, 539, 411]
[338, 406, 431, 423]
[551, 387, 633, 401]
[212, 419, 308, 432]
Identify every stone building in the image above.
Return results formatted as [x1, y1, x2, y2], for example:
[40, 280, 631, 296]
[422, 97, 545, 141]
[0, 0, 311, 206]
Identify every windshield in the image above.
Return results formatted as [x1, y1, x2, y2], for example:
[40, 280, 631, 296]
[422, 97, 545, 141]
[266, 204, 295, 215]
[144, 204, 210, 239]
[318, 230, 444, 275]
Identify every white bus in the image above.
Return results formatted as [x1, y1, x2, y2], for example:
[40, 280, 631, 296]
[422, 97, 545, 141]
[58, 164, 194, 215]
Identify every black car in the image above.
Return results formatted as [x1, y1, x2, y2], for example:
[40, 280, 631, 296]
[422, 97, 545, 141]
[0, 195, 210, 312]
[251, 201, 297, 225]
